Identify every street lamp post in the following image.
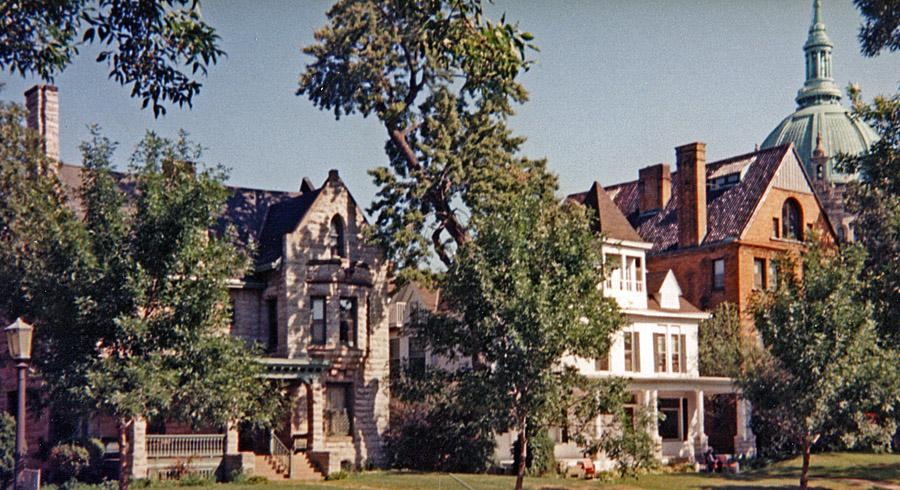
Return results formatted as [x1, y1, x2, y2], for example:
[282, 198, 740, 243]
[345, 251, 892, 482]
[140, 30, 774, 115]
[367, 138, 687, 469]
[5, 319, 32, 490]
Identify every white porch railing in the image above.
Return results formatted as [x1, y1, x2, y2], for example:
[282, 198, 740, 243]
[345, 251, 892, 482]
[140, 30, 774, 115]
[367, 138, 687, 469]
[146, 434, 224, 458]
[270, 433, 292, 476]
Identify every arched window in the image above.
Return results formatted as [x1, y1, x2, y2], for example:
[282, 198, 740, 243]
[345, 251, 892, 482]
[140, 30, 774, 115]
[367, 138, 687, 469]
[781, 199, 803, 240]
[330, 215, 346, 258]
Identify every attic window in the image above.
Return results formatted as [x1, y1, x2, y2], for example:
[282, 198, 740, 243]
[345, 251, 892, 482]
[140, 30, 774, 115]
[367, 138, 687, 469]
[781, 199, 803, 240]
[330, 215, 346, 258]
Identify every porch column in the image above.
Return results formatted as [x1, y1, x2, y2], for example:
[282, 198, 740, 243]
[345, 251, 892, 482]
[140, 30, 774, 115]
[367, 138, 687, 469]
[309, 379, 325, 451]
[692, 390, 707, 457]
[733, 397, 757, 457]
[224, 421, 239, 455]
[644, 390, 662, 456]
[130, 417, 148, 479]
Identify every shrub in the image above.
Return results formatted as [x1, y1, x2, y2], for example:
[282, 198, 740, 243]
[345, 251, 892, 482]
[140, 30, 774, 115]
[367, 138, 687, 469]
[47, 439, 106, 484]
[324, 470, 348, 481]
[512, 428, 557, 476]
[0, 413, 16, 488]
[384, 400, 496, 473]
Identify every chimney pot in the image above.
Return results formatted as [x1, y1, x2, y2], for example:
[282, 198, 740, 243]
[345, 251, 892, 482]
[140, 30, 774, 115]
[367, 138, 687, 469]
[675, 142, 707, 248]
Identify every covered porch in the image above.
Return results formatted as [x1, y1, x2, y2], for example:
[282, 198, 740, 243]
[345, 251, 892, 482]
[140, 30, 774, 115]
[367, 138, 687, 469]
[124, 357, 331, 480]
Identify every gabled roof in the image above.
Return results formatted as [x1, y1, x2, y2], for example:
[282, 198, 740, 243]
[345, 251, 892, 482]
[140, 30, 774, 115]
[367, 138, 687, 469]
[54, 162, 319, 268]
[567, 181, 644, 243]
[603, 144, 795, 253]
[254, 189, 321, 266]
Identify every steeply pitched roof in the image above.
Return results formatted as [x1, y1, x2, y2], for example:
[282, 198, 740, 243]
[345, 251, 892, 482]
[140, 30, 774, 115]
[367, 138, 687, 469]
[54, 162, 317, 267]
[602, 144, 794, 253]
[567, 181, 644, 243]
[254, 189, 321, 266]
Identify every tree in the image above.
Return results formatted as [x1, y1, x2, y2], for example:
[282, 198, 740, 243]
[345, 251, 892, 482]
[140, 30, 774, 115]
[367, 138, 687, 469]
[740, 239, 895, 490]
[415, 195, 627, 490]
[839, 88, 900, 349]
[697, 303, 750, 378]
[0, 107, 280, 490]
[0, 0, 223, 116]
[855, 0, 900, 57]
[299, 0, 555, 278]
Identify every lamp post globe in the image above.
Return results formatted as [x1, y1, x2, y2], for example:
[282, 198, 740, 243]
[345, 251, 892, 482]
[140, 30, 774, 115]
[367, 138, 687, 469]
[5, 318, 32, 490]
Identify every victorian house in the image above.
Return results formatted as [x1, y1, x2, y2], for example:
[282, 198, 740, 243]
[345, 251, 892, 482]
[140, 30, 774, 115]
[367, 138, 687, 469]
[2, 85, 390, 480]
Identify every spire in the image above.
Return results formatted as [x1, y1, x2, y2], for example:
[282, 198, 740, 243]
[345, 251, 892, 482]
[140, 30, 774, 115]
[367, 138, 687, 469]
[796, 0, 842, 108]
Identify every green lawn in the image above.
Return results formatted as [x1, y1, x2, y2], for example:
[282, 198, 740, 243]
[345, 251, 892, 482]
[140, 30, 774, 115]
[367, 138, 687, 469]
[175, 452, 900, 490]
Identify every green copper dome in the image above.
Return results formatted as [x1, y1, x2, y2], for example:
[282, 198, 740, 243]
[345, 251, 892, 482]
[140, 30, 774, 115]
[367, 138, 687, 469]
[762, 0, 878, 184]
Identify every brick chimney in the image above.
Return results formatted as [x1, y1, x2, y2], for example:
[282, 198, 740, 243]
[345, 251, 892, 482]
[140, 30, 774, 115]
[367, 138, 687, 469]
[24, 85, 59, 161]
[638, 163, 671, 213]
[675, 142, 707, 248]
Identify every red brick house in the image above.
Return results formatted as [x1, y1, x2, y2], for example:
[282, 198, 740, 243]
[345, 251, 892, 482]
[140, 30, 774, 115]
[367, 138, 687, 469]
[571, 142, 836, 323]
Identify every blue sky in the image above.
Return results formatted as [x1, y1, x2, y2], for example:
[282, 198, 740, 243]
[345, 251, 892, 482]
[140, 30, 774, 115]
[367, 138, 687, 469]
[2, 1, 899, 214]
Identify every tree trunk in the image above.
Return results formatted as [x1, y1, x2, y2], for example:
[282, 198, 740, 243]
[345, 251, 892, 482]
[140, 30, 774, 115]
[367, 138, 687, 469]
[799, 441, 811, 490]
[514, 425, 527, 490]
[118, 418, 132, 490]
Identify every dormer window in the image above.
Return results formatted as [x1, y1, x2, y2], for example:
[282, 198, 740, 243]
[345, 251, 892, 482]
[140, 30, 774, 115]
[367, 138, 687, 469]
[330, 215, 346, 258]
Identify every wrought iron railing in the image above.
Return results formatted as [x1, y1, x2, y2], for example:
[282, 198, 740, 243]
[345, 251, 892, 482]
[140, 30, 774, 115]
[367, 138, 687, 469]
[270, 432, 291, 476]
[146, 434, 224, 458]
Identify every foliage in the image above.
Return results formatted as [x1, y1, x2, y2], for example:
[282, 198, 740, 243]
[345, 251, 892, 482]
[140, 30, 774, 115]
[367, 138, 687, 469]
[740, 238, 896, 490]
[855, 0, 900, 57]
[324, 470, 349, 481]
[299, 0, 554, 278]
[839, 88, 900, 350]
[0, 107, 281, 490]
[0, 413, 15, 489]
[697, 303, 751, 378]
[595, 406, 658, 478]
[403, 195, 627, 490]
[511, 427, 555, 477]
[0, 1, 223, 117]
[47, 439, 105, 484]
[385, 371, 497, 473]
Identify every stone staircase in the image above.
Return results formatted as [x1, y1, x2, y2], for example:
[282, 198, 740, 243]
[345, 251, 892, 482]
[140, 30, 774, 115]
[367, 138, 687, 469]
[253, 453, 322, 480]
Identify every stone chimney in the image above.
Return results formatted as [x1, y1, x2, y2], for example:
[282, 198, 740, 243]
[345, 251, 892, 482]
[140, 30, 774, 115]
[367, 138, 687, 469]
[24, 85, 59, 161]
[638, 163, 671, 213]
[675, 142, 707, 248]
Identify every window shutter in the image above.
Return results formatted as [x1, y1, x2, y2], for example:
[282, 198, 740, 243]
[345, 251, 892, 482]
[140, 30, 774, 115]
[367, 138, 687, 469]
[634, 332, 641, 372]
[680, 334, 687, 373]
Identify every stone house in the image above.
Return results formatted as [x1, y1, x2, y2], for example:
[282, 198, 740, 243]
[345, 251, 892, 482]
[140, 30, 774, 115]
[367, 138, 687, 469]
[1, 85, 390, 480]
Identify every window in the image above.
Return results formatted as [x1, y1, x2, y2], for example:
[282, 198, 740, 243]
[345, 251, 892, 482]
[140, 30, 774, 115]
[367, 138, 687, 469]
[712, 259, 725, 291]
[605, 254, 621, 290]
[782, 199, 803, 240]
[339, 297, 357, 347]
[769, 261, 778, 291]
[753, 258, 765, 291]
[324, 383, 352, 437]
[311, 296, 326, 345]
[670, 333, 686, 373]
[390, 301, 406, 326]
[624, 256, 643, 292]
[772, 218, 780, 238]
[653, 333, 667, 373]
[266, 298, 278, 353]
[330, 215, 346, 258]
[623, 330, 640, 372]
[408, 336, 426, 372]
[658, 398, 681, 440]
[595, 356, 609, 371]
[389, 338, 400, 373]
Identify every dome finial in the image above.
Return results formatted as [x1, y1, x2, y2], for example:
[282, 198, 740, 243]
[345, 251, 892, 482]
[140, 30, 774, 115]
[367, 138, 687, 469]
[813, 0, 823, 27]
[796, 0, 842, 108]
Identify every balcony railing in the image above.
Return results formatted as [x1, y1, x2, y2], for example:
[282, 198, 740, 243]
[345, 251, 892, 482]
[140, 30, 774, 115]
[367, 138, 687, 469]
[146, 434, 224, 458]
